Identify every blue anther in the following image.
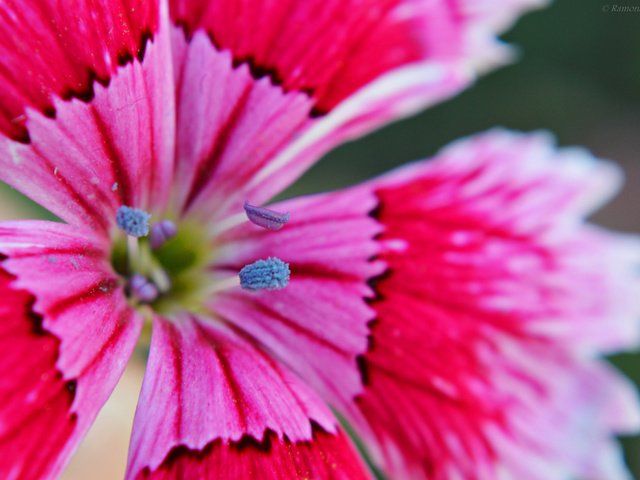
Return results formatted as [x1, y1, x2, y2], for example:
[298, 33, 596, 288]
[116, 206, 151, 237]
[244, 201, 290, 231]
[239, 257, 290, 291]
[150, 220, 178, 250]
[129, 274, 158, 302]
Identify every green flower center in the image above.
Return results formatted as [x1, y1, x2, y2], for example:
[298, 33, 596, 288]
[111, 220, 214, 316]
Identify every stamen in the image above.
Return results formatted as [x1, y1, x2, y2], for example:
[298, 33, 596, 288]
[244, 201, 290, 231]
[208, 275, 241, 294]
[150, 220, 178, 250]
[129, 274, 158, 302]
[116, 206, 151, 237]
[239, 257, 290, 291]
[149, 263, 171, 293]
[126, 235, 140, 273]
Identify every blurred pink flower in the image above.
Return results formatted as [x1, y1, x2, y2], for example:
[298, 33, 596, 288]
[0, 1, 638, 479]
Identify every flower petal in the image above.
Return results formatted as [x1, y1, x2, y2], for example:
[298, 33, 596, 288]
[171, 1, 543, 219]
[0, 268, 77, 479]
[344, 130, 640, 478]
[0, 221, 141, 479]
[212, 188, 384, 408]
[372, 129, 640, 353]
[126, 315, 369, 479]
[171, 0, 542, 113]
[134, 428, 369, 480]
[170, 30, 313, 217]
[214, 129, 640, 478]
[0, 9, 175, 232]
[484, 351, 640, 480]
[0, 0, 159, 141]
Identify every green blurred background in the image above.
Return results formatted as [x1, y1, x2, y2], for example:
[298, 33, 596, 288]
[1, 0, 638, 477]
[289, 0, 640, 476]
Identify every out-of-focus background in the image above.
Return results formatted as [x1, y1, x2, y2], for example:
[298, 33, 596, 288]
[0, 0, 637, 478]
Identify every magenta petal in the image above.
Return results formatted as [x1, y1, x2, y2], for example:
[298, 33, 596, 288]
[170, 0, 541, 113]
[167, 0, 543, 210]
[370, 129, 640, 352]
[334, 130, 640, 479]
[0, 269, 76, 479]
[0, 221, 142, 479]
[212, 188, 385, 406]
[171, 30, 312, 218]
[126, 315, 339, 478]
[0, 13, 175, 232]
[0, 0, 158, 141]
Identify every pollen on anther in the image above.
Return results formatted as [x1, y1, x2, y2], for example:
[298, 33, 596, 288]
[116, 206, 151, 237]
[239, 257, 290, 291]
[244, 201, 290, 231]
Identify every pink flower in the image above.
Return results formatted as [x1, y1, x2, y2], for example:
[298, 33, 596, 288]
[0, 1, 637, 479]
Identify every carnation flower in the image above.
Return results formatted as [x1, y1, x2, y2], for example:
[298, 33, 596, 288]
[0, 1, 637, 479]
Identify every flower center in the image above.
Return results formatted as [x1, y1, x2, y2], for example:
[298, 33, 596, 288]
[112, 213, 214, 315]
[111, 204, 291, 316]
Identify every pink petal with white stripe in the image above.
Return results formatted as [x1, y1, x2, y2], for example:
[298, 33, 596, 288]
[329, 130, 640, 478]
[0, 221, 141, 479]
[126, 315, 366, 478]
[372, 129, 640, 352]
[0, 9, 174, 232]
[486, 348, 640, 480]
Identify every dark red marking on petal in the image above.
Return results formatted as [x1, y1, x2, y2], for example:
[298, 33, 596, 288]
[356, 354, 370, 386]
[24, 297, 46, 336]
[46, 278, 119, 318]
[75, 307, 132, 379]
[232, 55, 285, 88]
[65, 380, 78, 394]
[364, 269, 391, 304]
[8, 246, 104, 260]
[137, 31, 154, 63]
[212, 344, 249, 432]
[90, 105, 134, 206]
[182, 83, 254, 212]
[136, 426, 370, 480]
[244, 301, 352, 357]
[309, 105, 328, 118]
[291, 262, 366, 284]
[59, 70, 109, 104]
[43, 106, 57, 119]
[166, 320, 184, 439]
